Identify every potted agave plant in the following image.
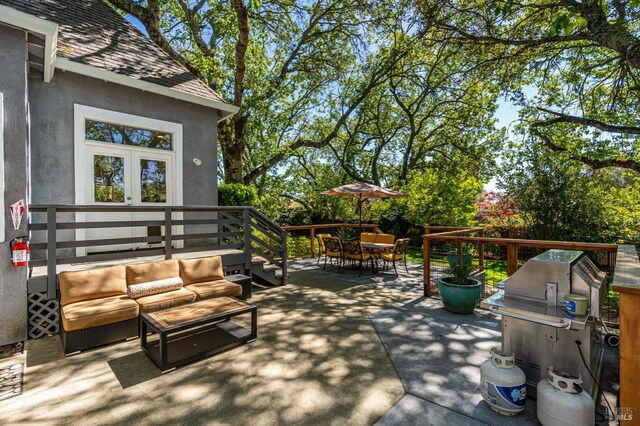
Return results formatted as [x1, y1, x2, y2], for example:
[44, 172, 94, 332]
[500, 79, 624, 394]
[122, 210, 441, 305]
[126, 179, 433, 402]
[438, 251, 482, 314]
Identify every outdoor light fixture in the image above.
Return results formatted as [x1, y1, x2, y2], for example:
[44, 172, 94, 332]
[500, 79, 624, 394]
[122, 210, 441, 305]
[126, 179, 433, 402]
[193, 158, 202, 166]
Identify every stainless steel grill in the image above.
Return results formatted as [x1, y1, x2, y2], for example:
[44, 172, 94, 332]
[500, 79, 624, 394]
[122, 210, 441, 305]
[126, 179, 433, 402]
[481, 249, 605, 396]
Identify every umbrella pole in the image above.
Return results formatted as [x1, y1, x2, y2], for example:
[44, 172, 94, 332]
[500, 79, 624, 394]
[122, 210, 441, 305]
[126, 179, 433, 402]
[359, 195, 363, 237]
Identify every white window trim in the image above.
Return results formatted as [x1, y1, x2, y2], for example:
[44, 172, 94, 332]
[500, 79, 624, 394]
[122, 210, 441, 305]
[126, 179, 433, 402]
[0, 93, 5, 242]
[73, 104, 183, 254]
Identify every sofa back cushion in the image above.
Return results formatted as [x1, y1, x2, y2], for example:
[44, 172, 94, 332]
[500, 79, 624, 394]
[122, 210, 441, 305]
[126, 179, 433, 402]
[59, 265, 127, 306]
[126, 259, 179, 286]
[179, 256, 224, 285]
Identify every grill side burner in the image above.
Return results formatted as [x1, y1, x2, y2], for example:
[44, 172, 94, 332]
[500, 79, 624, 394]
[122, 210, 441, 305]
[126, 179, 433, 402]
[481, 249, 605, 396]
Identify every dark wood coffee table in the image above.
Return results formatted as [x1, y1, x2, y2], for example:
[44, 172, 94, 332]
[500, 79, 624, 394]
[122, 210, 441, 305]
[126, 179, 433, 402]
[140, 297, 257, 373]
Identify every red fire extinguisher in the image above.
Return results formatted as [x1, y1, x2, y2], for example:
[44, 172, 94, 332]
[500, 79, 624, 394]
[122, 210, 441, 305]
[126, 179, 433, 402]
[10, 236, 29, 266]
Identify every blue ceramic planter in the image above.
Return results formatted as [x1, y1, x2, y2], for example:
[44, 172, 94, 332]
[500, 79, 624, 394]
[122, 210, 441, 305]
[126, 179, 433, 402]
[438, 277, 482, 314]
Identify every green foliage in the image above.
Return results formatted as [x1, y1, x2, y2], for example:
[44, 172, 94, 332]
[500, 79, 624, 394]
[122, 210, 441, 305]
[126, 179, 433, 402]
[403, 168, 483, 227]
[218, 183, 258, 207]
[500, 145, 640, 245]
[287, 235, 312, 258]
[446, 253, 475, 285]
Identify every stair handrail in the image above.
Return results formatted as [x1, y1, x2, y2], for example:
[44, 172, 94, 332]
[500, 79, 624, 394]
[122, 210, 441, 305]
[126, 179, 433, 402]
[247, 207, 288, 285]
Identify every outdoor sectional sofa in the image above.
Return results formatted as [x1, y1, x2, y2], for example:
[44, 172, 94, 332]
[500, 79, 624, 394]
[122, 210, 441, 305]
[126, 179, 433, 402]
[59, 256, 250, 354]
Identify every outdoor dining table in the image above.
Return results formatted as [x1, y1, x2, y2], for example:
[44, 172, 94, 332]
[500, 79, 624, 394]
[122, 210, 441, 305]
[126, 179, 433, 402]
[360, 242, 395, 273]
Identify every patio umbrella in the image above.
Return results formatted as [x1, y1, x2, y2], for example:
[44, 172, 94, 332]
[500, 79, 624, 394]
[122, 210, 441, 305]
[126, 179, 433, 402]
[321, 182, 405, 233]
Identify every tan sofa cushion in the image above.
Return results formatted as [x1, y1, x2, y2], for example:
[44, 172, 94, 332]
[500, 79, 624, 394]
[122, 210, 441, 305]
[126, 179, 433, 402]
[61, 295, 139, 332]
[59, 265, 127, 307]
[185, 280, 242, 300]
[126, 259, 179, 286]
[134, 287, 196, 313]
[179, 256, 225, 285]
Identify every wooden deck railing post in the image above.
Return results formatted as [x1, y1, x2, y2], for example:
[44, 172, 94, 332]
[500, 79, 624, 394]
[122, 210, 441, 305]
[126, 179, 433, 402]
[280, 229, 288, 285]
[310, 227, 315, 258]
[478, 229, 485, 270]
[507, 243, 518, 276]
[423, 235, 431, 297]
[164, 207, 172, 260]
[612, 245, 640, 422]
[46, 207, 57, 300]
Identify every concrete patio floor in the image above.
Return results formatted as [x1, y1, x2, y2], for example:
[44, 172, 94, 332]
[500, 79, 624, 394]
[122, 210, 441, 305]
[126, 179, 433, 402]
[0, 258, 619, 425]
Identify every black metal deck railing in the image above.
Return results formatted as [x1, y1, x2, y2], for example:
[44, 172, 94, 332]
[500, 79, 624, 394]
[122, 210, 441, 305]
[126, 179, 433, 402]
[28, 205, 288, 299]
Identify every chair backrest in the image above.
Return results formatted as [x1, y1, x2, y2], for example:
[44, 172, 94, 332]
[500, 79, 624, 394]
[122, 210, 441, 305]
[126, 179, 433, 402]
[323, 237, 342, 254]
[342, 239, 363, 256]
[360, 233, 377, 243]
[394, 238, 410, 255]
[316, 233, 332, 250]
[376, 233, 395, 244]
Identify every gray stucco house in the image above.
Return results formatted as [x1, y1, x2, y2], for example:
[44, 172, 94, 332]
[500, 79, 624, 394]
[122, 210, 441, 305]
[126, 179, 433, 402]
[0, 0, 240, 345]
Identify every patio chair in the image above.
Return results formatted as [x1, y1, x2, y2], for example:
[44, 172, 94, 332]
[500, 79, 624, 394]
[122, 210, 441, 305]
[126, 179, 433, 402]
[375, 233, 395, 244]
[380, 238, 410, 275]
[315, 233, 333, 264]
[323, 237, 344, 272]
[342, 239, 372, 276]
[360, 232, 377, 243]
[375, 233, 395, 254]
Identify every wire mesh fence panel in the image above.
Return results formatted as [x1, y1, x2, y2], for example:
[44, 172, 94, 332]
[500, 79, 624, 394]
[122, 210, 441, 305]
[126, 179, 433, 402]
[517, 245, 542, 265]
[427, 241, 451, 295]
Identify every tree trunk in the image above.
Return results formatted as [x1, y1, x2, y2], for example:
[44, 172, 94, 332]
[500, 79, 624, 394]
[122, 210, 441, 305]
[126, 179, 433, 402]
[219, 120, 244, 184]
[219, 0, 250, 184]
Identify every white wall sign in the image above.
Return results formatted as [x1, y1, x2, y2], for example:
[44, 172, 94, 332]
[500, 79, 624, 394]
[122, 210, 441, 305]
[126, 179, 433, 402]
[9, 199, 24, 230]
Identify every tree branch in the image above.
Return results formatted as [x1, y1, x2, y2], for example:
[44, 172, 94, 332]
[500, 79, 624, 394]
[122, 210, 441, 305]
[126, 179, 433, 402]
[532, 107, 640, 135]
[530, 128, 640, 172]
[242, 28, 426, 183]
[108, 0, 208, 81]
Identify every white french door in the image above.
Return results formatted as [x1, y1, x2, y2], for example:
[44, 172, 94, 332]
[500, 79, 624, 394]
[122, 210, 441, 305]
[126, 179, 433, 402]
[74, 104, 184, 255]
[85, 144, 174, 253]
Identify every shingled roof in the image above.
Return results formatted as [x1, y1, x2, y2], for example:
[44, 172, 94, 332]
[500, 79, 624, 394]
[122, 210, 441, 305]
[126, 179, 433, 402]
[0, 0, 231, 110]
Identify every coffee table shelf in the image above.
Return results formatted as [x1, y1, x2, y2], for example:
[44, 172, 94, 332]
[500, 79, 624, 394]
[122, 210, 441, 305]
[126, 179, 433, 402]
[140, 297, 257, 372]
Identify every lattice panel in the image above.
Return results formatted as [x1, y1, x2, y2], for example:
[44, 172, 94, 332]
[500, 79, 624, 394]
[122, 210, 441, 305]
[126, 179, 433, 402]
[27, 292, 59, 339]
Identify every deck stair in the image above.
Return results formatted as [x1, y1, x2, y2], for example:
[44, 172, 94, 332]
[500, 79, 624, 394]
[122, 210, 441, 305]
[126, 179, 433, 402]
[251, 257, 286, 286]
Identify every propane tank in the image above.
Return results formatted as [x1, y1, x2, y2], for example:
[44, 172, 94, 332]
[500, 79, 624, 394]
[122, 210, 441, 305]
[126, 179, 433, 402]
[480, 347, 527, 415]
[537, 367, 595, 426]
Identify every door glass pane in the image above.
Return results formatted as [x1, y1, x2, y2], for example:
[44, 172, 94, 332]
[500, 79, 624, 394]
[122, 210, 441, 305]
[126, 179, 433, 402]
[140, 159, 167, 203]
[85, 120, 172, 150]
[94, 155, 125, 202]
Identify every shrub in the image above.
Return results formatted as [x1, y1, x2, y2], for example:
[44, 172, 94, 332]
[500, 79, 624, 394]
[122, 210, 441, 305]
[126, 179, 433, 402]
[219, 183, 258, 207]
